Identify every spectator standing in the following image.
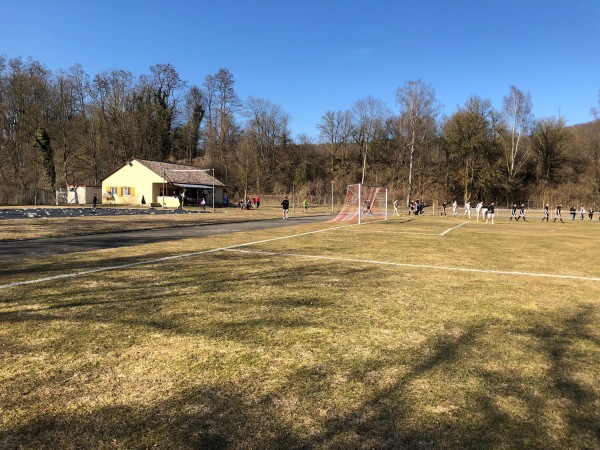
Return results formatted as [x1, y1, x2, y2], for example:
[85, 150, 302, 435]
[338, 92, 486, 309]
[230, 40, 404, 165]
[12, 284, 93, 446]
[580, 206, 586, 220]
[569, 206, 576, 220]
[589, 207, 594, 220]
[452, 200, 458, 217]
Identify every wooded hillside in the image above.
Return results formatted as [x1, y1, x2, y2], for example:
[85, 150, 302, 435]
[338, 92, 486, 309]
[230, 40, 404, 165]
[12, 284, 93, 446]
[1, 56, 599, 208]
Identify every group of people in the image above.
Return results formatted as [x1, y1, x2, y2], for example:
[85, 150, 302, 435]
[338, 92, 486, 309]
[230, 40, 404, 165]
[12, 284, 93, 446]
[509, 204, 527, 221]
[238, 196, 261, 210]
[545, 203, 596, 222]
[409, 199, 426, 215]
[440, 201, 496, 223]
[568, 205, 594, 220]
[172, 189, 210, 210]
[439, 201, 598, 224]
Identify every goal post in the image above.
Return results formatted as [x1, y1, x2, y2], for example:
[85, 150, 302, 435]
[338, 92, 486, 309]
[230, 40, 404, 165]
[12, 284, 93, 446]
[330, 184, 388, 224]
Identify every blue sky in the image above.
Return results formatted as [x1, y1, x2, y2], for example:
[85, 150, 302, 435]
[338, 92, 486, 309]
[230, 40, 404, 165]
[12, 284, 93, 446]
[2, 0, 599, 139]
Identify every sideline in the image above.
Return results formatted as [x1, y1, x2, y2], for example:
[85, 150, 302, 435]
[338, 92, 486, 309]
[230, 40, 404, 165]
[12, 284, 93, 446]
[225, 248, 600, 283]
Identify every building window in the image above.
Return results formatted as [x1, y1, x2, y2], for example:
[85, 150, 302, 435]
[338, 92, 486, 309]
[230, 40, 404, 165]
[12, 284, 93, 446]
[123, 186, 131, 196]
[110, 186, 118, 196]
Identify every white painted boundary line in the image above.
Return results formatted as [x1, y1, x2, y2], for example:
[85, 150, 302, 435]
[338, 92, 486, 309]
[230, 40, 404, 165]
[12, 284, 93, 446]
[0, 222, 359, 290]
[4, 217, 598, 289]
[224, 248, 600, 283]
[347, 220, 469, 237]
[358, 231, 440, 236]
[440, 221, 469, 236]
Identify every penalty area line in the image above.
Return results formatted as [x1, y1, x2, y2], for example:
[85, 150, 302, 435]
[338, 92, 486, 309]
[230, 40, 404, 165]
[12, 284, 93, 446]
[224, 248, 600, 283]
[440, 221, 469, 236]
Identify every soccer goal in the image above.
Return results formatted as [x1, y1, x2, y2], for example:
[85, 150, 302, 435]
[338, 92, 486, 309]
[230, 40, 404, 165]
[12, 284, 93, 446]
[331, 184, 388, 224]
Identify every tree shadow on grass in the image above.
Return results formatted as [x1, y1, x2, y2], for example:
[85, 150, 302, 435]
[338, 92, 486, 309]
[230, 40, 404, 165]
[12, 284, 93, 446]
[302, 304, 600, 449]
[2, 254, 600, 448]
[525, 304, 600, 445]
[3, 378, 343, 449]
[2, 307, 600, 449]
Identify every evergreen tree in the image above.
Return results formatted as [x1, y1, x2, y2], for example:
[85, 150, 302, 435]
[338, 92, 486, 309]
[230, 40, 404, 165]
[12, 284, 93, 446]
[34, 127, 56, 190]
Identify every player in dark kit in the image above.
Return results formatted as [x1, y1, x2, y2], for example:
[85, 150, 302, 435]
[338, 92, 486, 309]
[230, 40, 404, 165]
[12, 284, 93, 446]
[542, 204, 550, 222]
[510, 204, 517, 221]
[553, 203, 564, 223]
[516, 204, 526, 221]
[485, 202, 495, 224]
[281, 196, 290, 220]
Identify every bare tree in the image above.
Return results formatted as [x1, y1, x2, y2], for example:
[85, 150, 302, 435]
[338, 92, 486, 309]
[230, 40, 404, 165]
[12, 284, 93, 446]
[91, 69, 134, 164]
[317, 110, 352, 178]
[531, 116, 570, 184]
[204, 68, 241, 170]
[51, 66, 87, 188]
[137, 63, 184, 160]
[591, 90, 600, 119]
[395, 79, 440, 206]
[442, 96, 500, 203]
[580, 123, 600, 201]
[0, 57, 52, 201]
[349, 96, 390, 184]
[242, 96, 291, 192]
[501, 85, 533, 183]
[182, 85, 206, 164]
[231, 133, 257, 203]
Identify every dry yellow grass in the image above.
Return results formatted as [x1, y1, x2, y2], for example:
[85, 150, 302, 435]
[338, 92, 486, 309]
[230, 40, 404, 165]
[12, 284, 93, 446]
[1, 215, 599, 448]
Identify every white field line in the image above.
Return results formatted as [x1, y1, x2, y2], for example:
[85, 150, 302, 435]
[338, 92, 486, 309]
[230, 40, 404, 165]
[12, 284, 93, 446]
[0, 222, 359, 290]
[224, 248, 600, 283]
[348, 230, 440, 236]
[4, 217, 597, 289]
[440, 221, 469, 236]
[347, 220, 469, 237]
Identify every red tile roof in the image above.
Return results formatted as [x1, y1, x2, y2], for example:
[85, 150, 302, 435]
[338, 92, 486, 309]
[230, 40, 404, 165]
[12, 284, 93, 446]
[136, 159, 225, 187]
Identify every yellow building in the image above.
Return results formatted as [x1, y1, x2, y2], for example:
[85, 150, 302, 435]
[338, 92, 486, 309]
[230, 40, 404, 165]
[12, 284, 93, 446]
[101, 159, 226, 208]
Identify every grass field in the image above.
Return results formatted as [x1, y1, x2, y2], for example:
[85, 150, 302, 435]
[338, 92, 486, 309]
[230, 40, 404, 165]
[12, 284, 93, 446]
[1, 211, 600, 449]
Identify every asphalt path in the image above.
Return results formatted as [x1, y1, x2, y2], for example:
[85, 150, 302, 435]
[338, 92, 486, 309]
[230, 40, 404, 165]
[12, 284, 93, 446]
[0, 207, 201, 220]
[0, 215, 333, 262]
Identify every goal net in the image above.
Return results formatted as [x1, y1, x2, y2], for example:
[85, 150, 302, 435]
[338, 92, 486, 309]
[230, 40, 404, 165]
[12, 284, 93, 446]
[331, 184, 388, 224]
